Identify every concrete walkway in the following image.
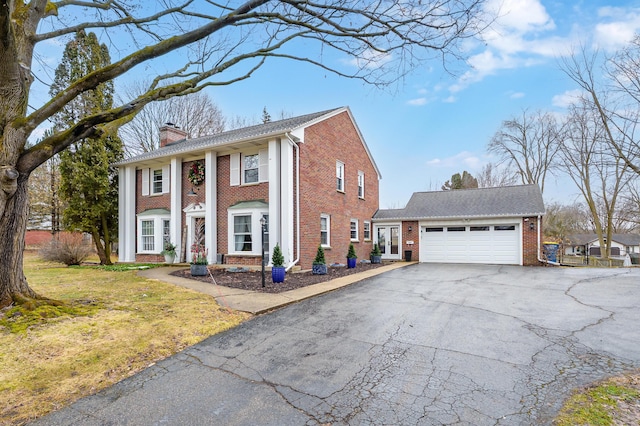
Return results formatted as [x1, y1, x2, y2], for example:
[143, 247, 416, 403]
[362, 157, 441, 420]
[138, 262, 414, 314]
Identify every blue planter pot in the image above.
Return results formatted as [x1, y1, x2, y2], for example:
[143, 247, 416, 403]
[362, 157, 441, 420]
[271, 266, 286, 283]
[370, 255, 382, 264]
[347, 257, 357, 268]
[190, 264, 208, 276]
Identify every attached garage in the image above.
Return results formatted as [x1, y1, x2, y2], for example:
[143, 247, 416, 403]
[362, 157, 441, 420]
[420, 222, 520, 264]
[373, 185, 545, 266]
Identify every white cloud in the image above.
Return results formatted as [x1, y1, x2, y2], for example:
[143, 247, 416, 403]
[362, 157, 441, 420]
[552, 89, 583, 108]
[407, 97, 427, 106]
[593, 7, 640, 51]
[346, 49, 393, 69]
[426, 151, 483, 170]
[509, 91, 525, 99]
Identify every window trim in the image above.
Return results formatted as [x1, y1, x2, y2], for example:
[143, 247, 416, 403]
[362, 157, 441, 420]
[227, 207, 269, 256]
[242, 153, 259, 185]
[357, 170, 365, 199]
[363, 221, 371, 241]
[136, 212, 171, 254]
[320, 214, 331, 247]
[350, 219, 359, 242]
[336, 161, 345, 192]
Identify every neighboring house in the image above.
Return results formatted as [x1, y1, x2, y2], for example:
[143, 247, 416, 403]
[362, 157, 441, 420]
[564, 234, 640, 257]
[116, 107, 381, 268]
[373, 185, 545, 265]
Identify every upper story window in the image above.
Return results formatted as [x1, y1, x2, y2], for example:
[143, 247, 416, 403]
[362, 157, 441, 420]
[336, 161, 344, 192]
[152, 169, 163, 194]
[141, 166, 169, 196]
[244, 154, 259, 184]
[357, 171, 365, 198]
[230, 150, 268, 186]
[320, 214, 330, 247]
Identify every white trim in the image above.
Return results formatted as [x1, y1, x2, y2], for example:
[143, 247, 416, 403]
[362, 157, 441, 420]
[336, 160, 345, 192]
[363, 221, 371, 241]
[136, 212, 171, 254]
[242, 152, 260, 185]
[170, 157, 182, 262]
[227, 208, 269, 256]
[230, 152, 240, 186]
[205, 151, 218, 263]
[350, 218, 359, 242]
[358, 170, 365, 199]
[141, 168, 150, 196]
[268, 139, 281, 258]
[161, 165, 170, 193]
[374, 223, 402, 260]
[320, 214, 331, 247]
[258, 148, 269, 182]
[184, 203, 206, 262]
[118, 166, 136, 262]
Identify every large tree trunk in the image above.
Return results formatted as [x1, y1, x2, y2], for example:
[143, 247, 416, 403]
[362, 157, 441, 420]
[0, 173, 39, 307]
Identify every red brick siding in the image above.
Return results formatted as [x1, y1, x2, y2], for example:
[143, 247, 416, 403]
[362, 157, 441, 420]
[522, 216, 542, 266]
[401, 221, 419, 261]
[135, 169, 171, 214]
[298, 111, 379, 267]
[215, 155, 269, 259]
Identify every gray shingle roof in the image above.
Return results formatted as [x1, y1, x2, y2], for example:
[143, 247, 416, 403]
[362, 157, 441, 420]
[115, 107, 343, 166]
[374, 184, 545, 220]
[566, 233, 640, 246]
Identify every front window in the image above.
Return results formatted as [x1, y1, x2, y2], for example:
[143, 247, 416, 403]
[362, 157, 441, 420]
[336, 161, 344, 192]
[363, 221, 371, 240]
[152, 169, 163, 194]
[244, 154, 259, 184]
[141, 220, 154, 251]
[350, 219, 358, 241]
[321, 214, 330, 247]
[234, 215, 252, 252]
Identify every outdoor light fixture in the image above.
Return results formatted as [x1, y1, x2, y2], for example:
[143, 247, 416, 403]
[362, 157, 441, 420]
[187, 187, 197, 197]
[530, 222, 535, 230]
[408, 226, 413, 232]
[260, 215, 267, 288]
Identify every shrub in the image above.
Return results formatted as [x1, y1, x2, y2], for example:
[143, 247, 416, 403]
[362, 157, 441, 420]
[39, 233, 93, 266]
[371, 243, 381, 256]
[313, 245, 326, 265]
[347, 243, 357, 259]
[272, 244, 284, 267]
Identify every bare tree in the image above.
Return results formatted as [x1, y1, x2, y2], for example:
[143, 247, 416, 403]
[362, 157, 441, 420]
[543, 201, 592, 241]
[0, 0, 489, 307]
[488, 109, 563, 193]
[119, 85, 227, 155]
[558, 99, 634, 258]
[476, 162, 518, 188]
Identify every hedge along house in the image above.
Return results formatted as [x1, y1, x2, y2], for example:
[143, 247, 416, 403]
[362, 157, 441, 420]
[372, 185, 545, 265]
[116, 107, 381, 268]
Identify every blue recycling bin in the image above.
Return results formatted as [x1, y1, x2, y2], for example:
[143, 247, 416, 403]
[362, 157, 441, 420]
[543, 242, 559, 263]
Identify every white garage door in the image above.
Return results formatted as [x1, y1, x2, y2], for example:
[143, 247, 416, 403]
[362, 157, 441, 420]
[420, 224, 520, 265]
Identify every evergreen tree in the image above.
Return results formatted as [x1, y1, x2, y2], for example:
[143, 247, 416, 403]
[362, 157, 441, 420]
[442, 171, 479, 191]
[50, 31, 123, 265]
[261, 107, 271, 123]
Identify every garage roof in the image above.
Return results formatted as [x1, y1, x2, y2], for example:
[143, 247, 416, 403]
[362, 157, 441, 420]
[374, 184, 545, 220]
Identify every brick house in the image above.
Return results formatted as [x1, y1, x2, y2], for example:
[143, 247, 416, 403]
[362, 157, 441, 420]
[372, 185, 545, 266]
[116, 107, 381, 268]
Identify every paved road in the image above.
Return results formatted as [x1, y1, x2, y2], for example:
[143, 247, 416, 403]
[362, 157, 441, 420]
[33, 264, 640, 425]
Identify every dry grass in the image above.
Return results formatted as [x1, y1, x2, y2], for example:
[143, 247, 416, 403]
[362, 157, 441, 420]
[0, 253, 250, 425]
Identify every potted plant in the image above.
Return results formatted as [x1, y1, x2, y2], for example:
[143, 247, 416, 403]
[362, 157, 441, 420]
[161, 242, 177, 264]
[190, 244, 208, 276]
[312, 245, 327, 275]
[370, 243, 382, 264]
[271, 244, 286, 283]
[347, 243, 357, 268]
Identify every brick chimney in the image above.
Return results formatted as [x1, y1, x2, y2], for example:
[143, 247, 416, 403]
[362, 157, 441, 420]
[159, 123, 187, 148]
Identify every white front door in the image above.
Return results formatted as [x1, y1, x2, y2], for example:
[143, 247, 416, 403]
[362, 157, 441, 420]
[376, 225, 401, 260]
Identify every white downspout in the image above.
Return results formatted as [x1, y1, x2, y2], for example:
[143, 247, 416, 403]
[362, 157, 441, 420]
[285, 133, 300, 271]
[536, 215, 560, 266]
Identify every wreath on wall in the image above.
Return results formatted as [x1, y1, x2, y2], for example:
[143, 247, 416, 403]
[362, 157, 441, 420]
[188, 161, 205, 186]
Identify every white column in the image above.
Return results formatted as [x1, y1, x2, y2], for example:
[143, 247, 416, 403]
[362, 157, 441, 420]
[280, 140, 294, 265]
[170, 157, 182, 263]
[268, 139, 281, 265]
[205, 151, 217, 263]
[118, 165, 136, 262]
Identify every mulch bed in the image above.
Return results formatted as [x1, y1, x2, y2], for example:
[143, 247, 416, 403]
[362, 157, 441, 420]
[170, 262, 386, 294]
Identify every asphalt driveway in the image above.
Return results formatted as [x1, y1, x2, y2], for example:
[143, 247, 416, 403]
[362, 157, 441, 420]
[32, 264, 640, 425]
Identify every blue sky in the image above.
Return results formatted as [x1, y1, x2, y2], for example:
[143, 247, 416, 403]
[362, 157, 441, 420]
[31, 0, 640, 209]
[203, 0, 640, 208]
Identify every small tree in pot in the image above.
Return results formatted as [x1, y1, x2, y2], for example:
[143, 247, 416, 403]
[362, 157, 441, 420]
[312, 245, 327, 275]
[161, 242, 177, 264]
[370, 243, 382, 264]
[271, 244, 286, 283]
[347, 243, 357, 268]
